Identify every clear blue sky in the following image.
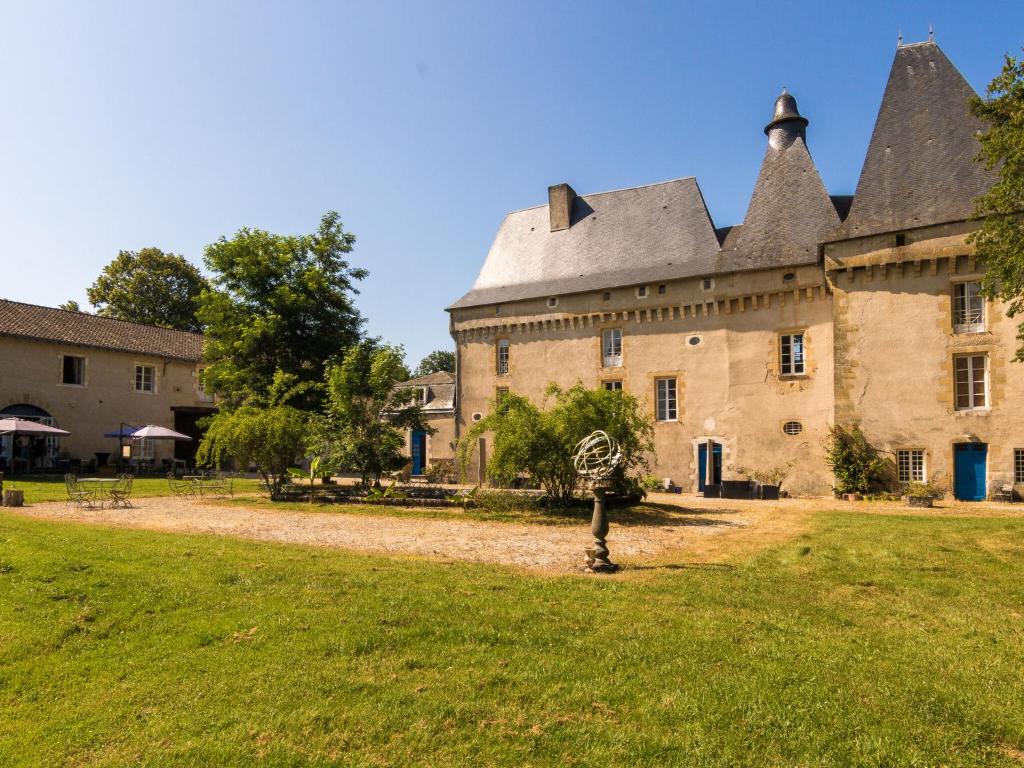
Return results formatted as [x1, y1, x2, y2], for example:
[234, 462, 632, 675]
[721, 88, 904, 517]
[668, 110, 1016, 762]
[1, 1, 1021, 366]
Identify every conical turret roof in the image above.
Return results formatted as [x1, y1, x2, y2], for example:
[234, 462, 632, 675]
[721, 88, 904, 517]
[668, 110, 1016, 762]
[832, 41, 993, 239]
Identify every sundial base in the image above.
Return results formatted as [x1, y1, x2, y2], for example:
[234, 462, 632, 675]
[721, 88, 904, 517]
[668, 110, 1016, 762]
[583, 551, 620, 574]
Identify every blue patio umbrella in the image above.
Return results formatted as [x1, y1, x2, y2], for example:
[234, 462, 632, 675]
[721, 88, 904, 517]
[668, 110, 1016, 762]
[104, 425, 140, 438]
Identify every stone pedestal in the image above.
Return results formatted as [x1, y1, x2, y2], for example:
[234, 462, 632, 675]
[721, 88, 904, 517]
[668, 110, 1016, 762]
[2, 489, 25, 507]
[584, 486, 619, 573]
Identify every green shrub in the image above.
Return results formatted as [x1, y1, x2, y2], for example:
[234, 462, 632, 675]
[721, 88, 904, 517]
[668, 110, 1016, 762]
[823, 424, 886, 494]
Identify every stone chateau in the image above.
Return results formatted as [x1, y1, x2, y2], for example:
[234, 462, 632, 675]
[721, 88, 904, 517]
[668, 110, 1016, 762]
[447, 40, 1024, 499]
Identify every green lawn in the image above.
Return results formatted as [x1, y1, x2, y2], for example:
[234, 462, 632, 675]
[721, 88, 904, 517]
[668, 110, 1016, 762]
[3, 475, 264, 504]
[1, 510, 1023, 766]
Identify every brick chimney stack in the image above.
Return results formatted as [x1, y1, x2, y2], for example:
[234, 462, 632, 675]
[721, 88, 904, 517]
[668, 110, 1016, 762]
[547, 183, 576, 232]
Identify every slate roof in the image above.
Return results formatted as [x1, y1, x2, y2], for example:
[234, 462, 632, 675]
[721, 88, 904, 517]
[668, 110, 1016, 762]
[716, 93, 840, 272]
[0, 299, 203, 361]
[449, 178, 722, 309]
[398, 371, 455, 413]
[831, 41, 993, 240]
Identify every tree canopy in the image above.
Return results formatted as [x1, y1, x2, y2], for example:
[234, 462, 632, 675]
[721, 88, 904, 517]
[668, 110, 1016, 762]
[970, 52, 1024, 361]
[86, 248, 206, 332]
[456, 383, 654, 505]
[413, 349, 456, 377]
[198, 211, 367, 408]
[316, 341, 430, 485]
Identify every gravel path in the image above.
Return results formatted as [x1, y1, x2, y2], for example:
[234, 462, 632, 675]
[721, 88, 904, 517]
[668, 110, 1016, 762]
[9, 496, 756, 572]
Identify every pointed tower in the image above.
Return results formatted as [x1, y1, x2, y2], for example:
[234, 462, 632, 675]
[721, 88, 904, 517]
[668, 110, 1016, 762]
[834, 41, 992, 239]
[718, 90, 840, 271]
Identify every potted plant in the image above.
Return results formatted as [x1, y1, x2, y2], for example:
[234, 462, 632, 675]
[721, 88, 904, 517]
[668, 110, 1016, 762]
[904, 480, 944, 508]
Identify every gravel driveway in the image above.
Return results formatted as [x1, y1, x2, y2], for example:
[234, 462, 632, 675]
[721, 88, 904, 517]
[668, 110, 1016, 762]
[9, 496, 760, 572]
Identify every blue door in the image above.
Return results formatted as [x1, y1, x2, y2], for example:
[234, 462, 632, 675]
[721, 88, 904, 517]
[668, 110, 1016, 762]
[954, 443, 987, 501]
[698, 442, 722, 492]
[411, 430, 427, 476]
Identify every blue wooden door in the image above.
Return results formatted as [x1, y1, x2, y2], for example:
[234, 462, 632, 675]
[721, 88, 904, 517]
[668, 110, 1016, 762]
[954, 443, 987, 501]
[411, 430, 427, 476]
[698, 442, 722, 492]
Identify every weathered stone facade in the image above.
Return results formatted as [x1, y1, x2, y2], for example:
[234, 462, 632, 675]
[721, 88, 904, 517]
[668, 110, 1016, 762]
[449, 41, 1023, 499]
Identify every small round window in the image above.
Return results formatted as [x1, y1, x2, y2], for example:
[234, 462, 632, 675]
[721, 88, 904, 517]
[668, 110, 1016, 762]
[783, 272, 796, 282]
[783, 421, 803, 436]
[688, 336, 702, 346]
[472, 412, 483, 422]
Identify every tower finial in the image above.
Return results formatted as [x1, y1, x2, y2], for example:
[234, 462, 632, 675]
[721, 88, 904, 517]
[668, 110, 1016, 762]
[897, 29, 902, 48]
[928, 24, 934, 42]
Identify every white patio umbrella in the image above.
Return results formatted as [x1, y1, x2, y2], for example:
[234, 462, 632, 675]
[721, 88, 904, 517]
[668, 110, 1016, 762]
[130, 425, 193, 441]
[0, 417, 70, 478]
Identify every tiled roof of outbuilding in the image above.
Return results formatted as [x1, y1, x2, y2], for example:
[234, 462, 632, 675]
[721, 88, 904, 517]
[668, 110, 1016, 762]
[831, 41, 993, 240]
[398, 371, 455, 412]
[0, 299, 203, 361]
[448, 178, 723, 309]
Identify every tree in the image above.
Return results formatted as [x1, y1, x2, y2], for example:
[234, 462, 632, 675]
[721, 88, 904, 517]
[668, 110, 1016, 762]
[316, 341, 431, 486]
[86, 248, 206, 331]
[196, 372, 313, 499]
[58, 300, 81, 312]
[456, 383, 654, 505]
[823, 424, 886, 495]
[198, 211, 367, 408]
[969, 52, 1024, 361]
[414, 349, 455, 376]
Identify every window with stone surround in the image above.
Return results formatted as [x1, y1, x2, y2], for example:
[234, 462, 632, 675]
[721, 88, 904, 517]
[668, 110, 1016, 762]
[897, 450, 925, 483]
[655, 377, 677, 421]
[134, 364, 155, 393]
[952, 281, 984, 333]
[61, 355, 85, 386]
[954, 354, 987, 410]
[602, 328, 622, 367]
[1015, 449, 1024, 484]
[779, 333, 805, 376]
[496, 340, 509, 376]
[603, 381, 622, 391]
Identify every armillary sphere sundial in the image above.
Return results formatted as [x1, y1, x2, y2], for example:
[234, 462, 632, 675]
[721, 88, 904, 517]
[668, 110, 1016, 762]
[572, 430, 623, 573]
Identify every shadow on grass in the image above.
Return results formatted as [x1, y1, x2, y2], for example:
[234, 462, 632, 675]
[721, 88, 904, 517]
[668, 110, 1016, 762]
[624, 562, 738, 572]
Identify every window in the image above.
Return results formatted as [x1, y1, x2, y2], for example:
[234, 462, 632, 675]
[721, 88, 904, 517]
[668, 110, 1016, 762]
[953, 282, 984, 332]
[603, 381, 623, 391]
[602, 291, 611, 301]
[657, 284, 666, 295]
[61, 355, 85, 386]
[687, 336, 702, 347]
[954, 354, 987, 410]
[897, 450, 925, 483]
[547, 297, 559, 308]
[132, 438, 155, 460]
[1015, 449, 1024, 484]
[602, 328, 622, 367]
[655, 378, 677, 421]
[496, 340, 509, 376]
[495, 387, 510, 412]
[495, 305, 502, 316]
[894, 233, 906, 247]
[134, 364, 155, 393]
[782, 421, 803, 436]
[411, 386, 428, 405]
[782, 272, 796, 282]
[780, 333, 805, 376]
[701, 278, 714, 291]
[196, 368, 214, 402]
[636, 285, 648, 298]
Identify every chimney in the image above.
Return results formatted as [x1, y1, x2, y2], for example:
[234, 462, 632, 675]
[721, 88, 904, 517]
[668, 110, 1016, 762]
[547, 183, 576, 232]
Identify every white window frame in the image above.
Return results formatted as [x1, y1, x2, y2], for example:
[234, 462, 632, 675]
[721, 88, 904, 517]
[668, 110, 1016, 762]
[780, 333, 806, 376]
[952, 281, 985, 333]
[134, 364, 156, 394]
[602, 328, 622, 368]
[954, 354, 987, 410]
[1015, 449, 1024, 484]
[132, 438, 155, 461]
[896, 450, 926, 483]
[496, 340, 509, 376]
[603, 380, 623, 392]
[59, 354, 87, 387]
[655, 377, 677, 422]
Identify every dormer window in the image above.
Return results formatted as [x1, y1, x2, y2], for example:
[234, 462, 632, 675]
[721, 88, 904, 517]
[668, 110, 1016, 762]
[412, 386, 428, 405]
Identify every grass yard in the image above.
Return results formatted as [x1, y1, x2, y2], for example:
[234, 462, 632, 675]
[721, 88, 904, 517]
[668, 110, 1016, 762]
[1, 509, 1023, 766]
[3, 475, 264, 504]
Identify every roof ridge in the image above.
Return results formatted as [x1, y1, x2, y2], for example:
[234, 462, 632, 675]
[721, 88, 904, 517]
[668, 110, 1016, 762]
[503, 177, 696, 216]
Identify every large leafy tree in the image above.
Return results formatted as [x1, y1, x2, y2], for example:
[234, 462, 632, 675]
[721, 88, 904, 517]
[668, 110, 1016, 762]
[199, 211, 367, 407]
[413, 349, 456, 376]
[456, 383, 654, 505]
[316, 341, 430, 486]
[970, 52, 1024, 361]
[86, 248, 206, 331]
